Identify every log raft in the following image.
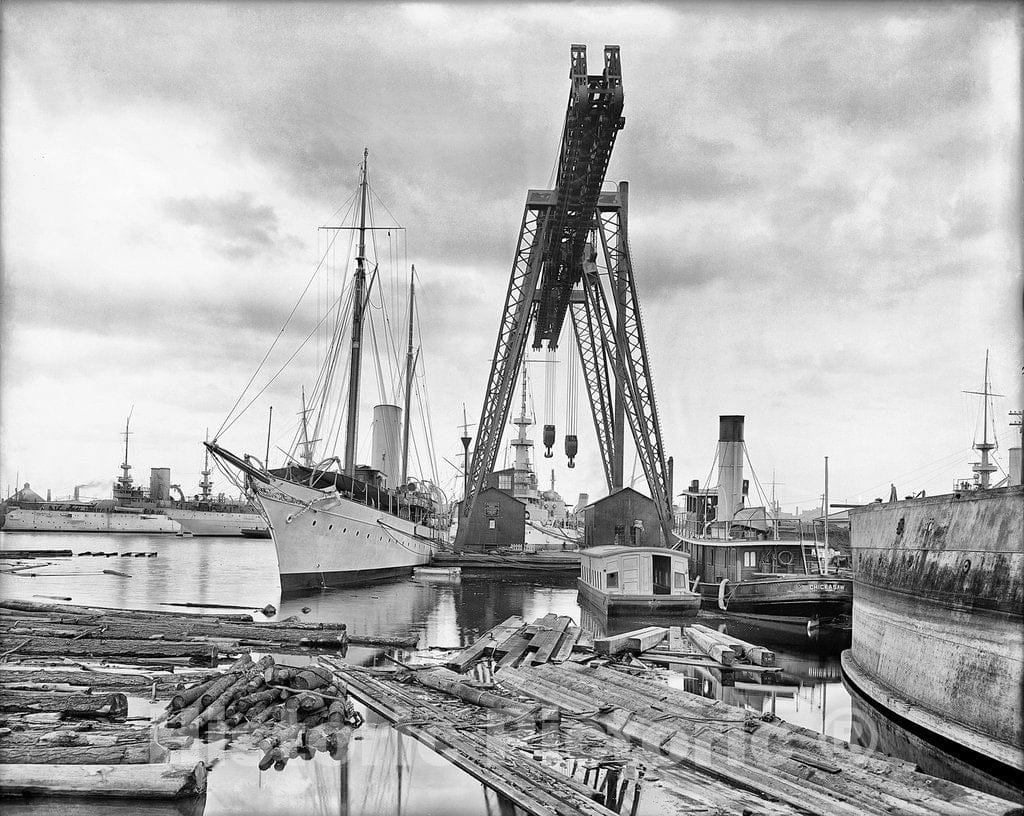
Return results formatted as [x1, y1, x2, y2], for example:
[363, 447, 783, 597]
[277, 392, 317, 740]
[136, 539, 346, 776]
[0, 761, 207, 798]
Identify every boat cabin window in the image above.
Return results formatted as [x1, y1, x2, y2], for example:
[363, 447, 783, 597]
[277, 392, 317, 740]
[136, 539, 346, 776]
[606, 571, 619, 589]
[488, 520, 495, 530]
[743, 551, 757, 568]
[674, 571, 687, 588]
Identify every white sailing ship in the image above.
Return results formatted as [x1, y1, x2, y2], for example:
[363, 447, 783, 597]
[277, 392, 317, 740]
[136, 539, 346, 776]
[209, 150, 446, 591]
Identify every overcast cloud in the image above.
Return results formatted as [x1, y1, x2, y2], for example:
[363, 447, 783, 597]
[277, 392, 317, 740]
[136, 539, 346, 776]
[2, 2, 1020, 511]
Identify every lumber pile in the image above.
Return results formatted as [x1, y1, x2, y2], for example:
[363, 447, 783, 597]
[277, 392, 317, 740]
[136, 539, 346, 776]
[498, 661, 1020, 816]
[445, 613, 583, 672]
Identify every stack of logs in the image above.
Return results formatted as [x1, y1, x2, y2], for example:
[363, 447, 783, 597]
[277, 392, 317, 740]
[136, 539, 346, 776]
[165, 653, 363, 771]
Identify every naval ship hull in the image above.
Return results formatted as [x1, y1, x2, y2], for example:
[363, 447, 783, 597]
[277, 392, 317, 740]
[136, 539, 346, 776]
[163, 507, 267, 537]
[2, 507, 179, 534]
[252, 476, 436, 592]
[841, 485, 1023, 802]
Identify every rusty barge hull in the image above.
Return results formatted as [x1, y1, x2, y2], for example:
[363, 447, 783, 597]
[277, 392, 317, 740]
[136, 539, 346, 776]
[843, 484, 1023, 802]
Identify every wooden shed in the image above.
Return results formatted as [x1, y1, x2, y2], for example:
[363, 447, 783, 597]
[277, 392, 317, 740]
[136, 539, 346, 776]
[582, 487, 662, 549]
[454, 487, 526, 552]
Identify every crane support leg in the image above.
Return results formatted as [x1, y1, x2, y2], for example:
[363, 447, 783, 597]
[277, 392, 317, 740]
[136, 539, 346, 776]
[462, 204, 545, 520]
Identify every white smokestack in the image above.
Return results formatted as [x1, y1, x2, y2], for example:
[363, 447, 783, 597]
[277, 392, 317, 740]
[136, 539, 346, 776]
[371, 404, 402, 488]
[716, 415, 745, 523]
[1010, 447, 1022, 486]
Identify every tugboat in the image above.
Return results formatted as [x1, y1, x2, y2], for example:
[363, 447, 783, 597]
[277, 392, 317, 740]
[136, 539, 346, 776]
[679, 415, 852, 620]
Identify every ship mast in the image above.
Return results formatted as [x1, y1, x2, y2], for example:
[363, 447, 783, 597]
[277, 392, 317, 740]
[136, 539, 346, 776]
[199, 428, 213, 500]
[116, 407, 134, 499]
[966, 350, 998, 489]
[400, 266, 416, 486]
[343, 149, 370, 479]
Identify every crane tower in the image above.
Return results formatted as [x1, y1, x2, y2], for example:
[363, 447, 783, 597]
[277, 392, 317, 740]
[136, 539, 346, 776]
[463, 44, 677, 547]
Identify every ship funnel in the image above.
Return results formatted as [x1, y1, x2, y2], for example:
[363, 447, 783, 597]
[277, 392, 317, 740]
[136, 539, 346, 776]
[149, 468, 171, 501]
[715, 415, 745, 523]
[371, 404, 402, 487]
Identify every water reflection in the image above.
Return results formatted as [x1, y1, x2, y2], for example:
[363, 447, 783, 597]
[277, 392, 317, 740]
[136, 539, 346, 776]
[2, 532, 853, 813]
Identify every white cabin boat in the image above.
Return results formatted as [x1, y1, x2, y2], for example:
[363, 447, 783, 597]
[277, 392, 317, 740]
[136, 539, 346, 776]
[577, 545, 700, 617]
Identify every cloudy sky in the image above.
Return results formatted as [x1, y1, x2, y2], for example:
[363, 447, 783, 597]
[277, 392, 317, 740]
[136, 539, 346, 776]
[2, 2, 1020, 513]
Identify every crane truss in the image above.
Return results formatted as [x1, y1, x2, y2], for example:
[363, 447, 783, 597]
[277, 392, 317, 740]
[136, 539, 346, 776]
[463, 45, 677, 547]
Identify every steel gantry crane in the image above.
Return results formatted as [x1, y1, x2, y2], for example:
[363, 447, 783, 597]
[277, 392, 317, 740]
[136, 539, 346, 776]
[463, 44, 678, 547]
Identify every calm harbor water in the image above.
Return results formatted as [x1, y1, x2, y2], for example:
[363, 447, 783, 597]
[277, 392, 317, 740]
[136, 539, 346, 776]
[1, 531, 852, 815]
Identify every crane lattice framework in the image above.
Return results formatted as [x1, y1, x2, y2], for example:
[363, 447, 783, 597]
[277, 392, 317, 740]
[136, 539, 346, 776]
[464, 44, 677, 547]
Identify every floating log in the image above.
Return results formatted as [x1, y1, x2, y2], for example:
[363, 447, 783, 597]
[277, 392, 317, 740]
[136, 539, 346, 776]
[0, 550, 73, 559]
[683, 626, 736, 666]
[0, 670, 175, 696]
[0, 744, 158, 765]
[0, 691, 128, 721]
[415, 667, 556, 720]
[0, 760, 207, 798]
[594, 626, 667, 656]
[0, 637, 218, 665]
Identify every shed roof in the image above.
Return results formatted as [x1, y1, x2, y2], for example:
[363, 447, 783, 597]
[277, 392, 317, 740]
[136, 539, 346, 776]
[581, 486, 653, 511]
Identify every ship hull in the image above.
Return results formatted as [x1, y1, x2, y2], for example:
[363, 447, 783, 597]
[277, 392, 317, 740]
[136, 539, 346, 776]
[1, 508, 179, 534]
[843, 485, 1023, 801]
[163, 508, 267, 537]
[708, 575, 852, 618]
[252, 476, 437, 592]
[577, 578, 700, 617]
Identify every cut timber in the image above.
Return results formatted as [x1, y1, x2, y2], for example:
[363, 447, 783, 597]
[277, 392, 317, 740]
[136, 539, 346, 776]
[683, 626, 736, 666]
[0, 637, 218, 665]
[690, 624, 775, 666]
[445, 615, 524, 672]
[594, 626, 666, 656]
[549, 623, 580, 663]
[0, 760, 207, 798]
[496, 634, 535, 668]
[529, 616, 570, 665]
[0, 691, 127, 721]
[626, 627, 668, 653]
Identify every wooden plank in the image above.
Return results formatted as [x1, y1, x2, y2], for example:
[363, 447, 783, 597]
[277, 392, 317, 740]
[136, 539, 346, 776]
[444, 615, 524, 672]
[0, 761, 207, 798]
[594, 626, 664, 656]
[529, 616, 570, 665]
[667, 626, 686, 651]
[496, 633, 536, 668]
[549, 623, 580, 663]
[627, 627, 667, 653]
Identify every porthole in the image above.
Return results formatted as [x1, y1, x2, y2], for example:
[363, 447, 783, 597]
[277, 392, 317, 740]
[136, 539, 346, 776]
[328, 524, 333, 530]
[962, 559, 971, 575]
[343, 528, 347, 533]
[312, 520, 317, 526]
[286, 514, 293, 523]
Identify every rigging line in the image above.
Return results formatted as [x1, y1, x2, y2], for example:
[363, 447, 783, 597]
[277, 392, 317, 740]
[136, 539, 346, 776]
[412, 299, 441, 483]
[741, 444, 771, 510]
[216, 226, 346, 439]
[219, 285, 349, 439]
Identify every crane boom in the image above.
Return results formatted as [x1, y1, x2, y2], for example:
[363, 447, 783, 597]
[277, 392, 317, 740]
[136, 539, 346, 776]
[533, 45, 624, 349]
